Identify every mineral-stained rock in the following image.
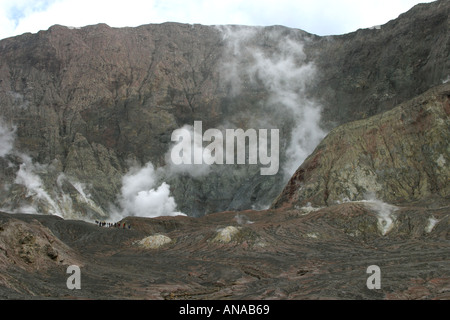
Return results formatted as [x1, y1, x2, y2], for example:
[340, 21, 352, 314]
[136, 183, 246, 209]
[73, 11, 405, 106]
[0, 216, 80, 268]
[135, 234, 172, 249]
[272, 83, 450, 209]
[212, 226, 240, 243]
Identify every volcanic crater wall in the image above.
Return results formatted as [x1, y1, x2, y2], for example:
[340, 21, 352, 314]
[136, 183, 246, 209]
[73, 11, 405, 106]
[0, 0, 448, 219]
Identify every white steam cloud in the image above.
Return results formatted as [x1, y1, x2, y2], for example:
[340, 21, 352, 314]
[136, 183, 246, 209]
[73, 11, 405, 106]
[14, 157, 64, 217]
[0, 118, 106, 220]
[366, 199, 397, 236]
[425, 216, 439, 233]
[337, 194, 398, 236]
[219, 27, 326, 179]
[165, 123, 213, 178]
[234, 214, 254, 225]
[0, 119, 15, 158]
[359, 193, 398, 235]
[1, 118, 62, 216]
[1, 27, 328, 219]
[7, 155, 105, 220]
[112, 161, 185, 220]
[1, 116, 184, 220]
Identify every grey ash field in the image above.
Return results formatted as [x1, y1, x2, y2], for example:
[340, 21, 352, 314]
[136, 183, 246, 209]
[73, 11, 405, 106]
[0, 198, 449, 299]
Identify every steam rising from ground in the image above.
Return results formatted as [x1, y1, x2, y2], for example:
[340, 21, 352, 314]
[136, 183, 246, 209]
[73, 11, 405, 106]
[0, 119, 15, 157]
[112, 162, 185, 219]
[132, 27, 328, 216]
[14, 157, 63, 217]
[341, 193, 398, 235]
[1, 27, 327, 219]
[235, 214, 254, 225]
[218, 26, 326, 179]
[165, 124, 213, 178]
[425, 216, 439, 233]
[0, 118, 105, 220]
[1, 117, 184, 220]
[165, 27, 326, 180]
[365, 199, 397, 236]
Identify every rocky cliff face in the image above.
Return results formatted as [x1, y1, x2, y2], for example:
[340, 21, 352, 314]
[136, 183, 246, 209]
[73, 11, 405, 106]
[0, 0, 448, 219]
[309, 0, 450, 126]
[0, 23, 227, 218]
[272, 83, 450, 209]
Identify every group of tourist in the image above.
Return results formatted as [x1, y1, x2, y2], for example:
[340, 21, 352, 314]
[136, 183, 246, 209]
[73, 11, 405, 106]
[94, 220, 131, 229]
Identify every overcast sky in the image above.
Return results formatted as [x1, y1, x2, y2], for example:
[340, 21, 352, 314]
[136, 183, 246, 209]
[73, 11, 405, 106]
[0, 0, 436, 40]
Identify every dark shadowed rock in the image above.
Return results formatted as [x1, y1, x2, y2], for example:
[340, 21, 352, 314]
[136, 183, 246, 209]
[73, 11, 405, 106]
[309, 0, 450, 126]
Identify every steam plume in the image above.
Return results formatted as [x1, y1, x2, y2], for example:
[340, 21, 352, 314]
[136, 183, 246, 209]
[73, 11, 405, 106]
[0, 119, 15, 158]
[218, 26, 326, 180]
[112, 161, 185, 219]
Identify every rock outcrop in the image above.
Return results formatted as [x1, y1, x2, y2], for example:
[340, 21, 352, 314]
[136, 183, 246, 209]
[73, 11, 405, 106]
[272, 83, 450, 209]
[0, 212, 82, 295]
[135, 234, 172, 249]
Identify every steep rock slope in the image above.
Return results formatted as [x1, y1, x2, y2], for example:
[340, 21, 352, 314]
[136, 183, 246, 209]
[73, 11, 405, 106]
[272, 83, 450, 209]
[309, 0, 450, 126]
